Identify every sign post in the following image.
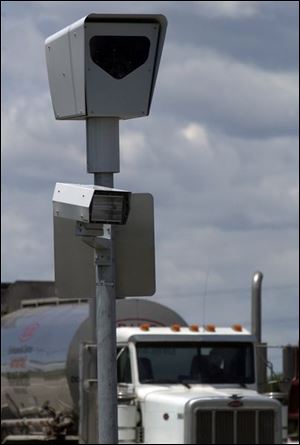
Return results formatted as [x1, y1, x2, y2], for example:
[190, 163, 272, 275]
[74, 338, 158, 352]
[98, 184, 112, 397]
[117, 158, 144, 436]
[88, 121, 119, 444]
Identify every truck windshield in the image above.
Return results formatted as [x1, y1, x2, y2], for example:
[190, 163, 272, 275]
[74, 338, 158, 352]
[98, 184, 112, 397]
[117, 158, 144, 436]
[136, 342, 254, 384]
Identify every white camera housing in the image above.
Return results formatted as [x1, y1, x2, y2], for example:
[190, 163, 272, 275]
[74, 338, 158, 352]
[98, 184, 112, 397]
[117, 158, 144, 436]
[53, 183, 131, 225]
[45, 14, 167, 120]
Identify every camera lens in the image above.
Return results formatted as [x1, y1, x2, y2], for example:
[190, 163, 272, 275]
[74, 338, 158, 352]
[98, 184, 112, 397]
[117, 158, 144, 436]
[89, 36, 150, 79]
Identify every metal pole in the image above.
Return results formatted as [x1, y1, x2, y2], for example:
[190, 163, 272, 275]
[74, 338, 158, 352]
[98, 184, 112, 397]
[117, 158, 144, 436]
[87, 296, 98, 444]
[86, 118, 120, 444]
[95, 229, 118, 444]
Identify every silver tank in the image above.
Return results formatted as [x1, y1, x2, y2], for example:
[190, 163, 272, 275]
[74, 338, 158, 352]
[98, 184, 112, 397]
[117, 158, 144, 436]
[1, 299, 187, 418]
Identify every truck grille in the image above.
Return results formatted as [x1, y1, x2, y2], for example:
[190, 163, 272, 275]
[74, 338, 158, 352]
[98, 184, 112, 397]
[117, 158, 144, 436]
[195, 409, 274, 444]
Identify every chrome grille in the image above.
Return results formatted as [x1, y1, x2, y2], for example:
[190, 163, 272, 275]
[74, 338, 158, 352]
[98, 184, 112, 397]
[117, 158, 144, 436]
[196, 410, 212, 444]
[259, 410, 275, 444]
[237, 410, 256, 444]
[215, 411, 234, 444]
[195, 409, 275, 444]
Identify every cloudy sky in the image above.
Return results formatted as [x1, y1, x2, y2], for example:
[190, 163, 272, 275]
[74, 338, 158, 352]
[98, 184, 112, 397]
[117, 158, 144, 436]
[1, 1, 299, 370]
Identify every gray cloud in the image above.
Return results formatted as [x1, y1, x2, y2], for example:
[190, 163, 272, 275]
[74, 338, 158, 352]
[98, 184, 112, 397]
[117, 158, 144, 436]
[158, 43, 298, 137]
[165, 2, 299, 71]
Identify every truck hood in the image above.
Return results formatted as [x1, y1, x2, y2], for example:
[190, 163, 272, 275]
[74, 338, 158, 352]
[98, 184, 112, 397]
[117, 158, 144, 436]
[137, 384, 267, 407]
[136, 385, 282, 445]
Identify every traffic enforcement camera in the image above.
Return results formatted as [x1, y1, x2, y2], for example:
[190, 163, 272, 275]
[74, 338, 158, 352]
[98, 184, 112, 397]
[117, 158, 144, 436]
[45, 14, 167, 120]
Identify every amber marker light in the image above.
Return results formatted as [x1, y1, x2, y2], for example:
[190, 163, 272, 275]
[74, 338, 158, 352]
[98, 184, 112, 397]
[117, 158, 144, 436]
[232, 324, 243, 332]
[140, 323, 150, 331]
[171, 324, 181, 332]
[205, 324, 216, 332]
[189, 324, 199, 332]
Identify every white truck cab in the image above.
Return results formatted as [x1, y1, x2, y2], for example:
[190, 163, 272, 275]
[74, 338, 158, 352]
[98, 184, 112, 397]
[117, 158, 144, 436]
[116, 326, 282, 444]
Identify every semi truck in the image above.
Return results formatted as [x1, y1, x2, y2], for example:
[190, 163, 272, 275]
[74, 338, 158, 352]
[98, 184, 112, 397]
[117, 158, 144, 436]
[1, 280, 285, 444]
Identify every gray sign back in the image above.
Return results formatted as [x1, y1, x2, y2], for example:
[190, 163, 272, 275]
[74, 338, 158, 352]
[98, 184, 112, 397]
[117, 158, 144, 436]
[53, 193, 155, 298]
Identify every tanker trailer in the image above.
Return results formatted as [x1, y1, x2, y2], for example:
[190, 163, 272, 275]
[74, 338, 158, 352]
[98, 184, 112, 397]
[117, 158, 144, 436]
[1, 298, 283, 444]
[1, 298, 187, 443]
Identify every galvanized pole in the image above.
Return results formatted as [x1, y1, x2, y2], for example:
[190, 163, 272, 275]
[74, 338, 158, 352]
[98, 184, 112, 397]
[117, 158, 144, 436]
[94, 226, 118, 444]
[87, 118, 119, 444]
